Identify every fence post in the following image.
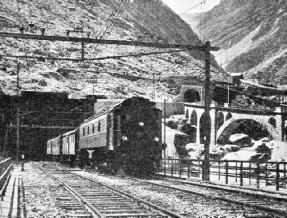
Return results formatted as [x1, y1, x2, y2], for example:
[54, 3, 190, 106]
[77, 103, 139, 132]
[240, 162, 243, 186]
[256, 162, 260, 189]
[179, 159, 182, 178]
[218, 161, 220, 181]
[284, 163, 286, 188]
[276, 162, 280, 191]
[225, 161, 228, 184]
[164, 159, 167, 176]
[235, 162, 238, 182]
[265, 162, 268, 186]
[171, 160, 174, 177]
[198, 160, 201, 178]
[249, 162, 251, 185]
[187, 160, 190, 178]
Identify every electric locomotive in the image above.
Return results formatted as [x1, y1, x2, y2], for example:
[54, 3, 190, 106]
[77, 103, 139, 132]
[78, 97, 162, 175]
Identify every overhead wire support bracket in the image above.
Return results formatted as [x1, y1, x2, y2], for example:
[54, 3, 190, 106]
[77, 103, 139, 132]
[0, 32, 220, 51]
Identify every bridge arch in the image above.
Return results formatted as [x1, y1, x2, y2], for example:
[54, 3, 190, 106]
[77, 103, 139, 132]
[216, 117, 278, 144]
[268, 117, 276, 128]
[184, 89, 200, 103]
[226, 112, 232, 121]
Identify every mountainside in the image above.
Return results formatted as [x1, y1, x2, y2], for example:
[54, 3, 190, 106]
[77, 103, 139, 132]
[181, 0, 287, 85]
[0, 0, 226, 100]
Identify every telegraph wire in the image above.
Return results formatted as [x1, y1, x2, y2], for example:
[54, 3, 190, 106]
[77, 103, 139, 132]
[179, 0, 207, 15]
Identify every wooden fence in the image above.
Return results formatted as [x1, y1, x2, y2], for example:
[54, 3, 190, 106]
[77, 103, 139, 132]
[160, 159, 287, 191]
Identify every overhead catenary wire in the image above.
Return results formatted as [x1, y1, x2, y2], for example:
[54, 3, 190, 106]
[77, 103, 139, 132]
[85, 0, 129, 60]
[1, 49, 187, 62]
[179, 0, 207, 15]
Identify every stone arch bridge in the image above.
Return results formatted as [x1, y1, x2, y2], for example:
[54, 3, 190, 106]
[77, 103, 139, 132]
[184, 102, 286, 145]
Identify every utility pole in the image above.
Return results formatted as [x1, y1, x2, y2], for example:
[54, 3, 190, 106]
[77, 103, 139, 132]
[16, 62, 20, 162]
[227, 84, 230, 104]
[163, 99, 167, 159]
[202, 41, 211, 181]
[92, 76, 97, 115]
[153, 73, 156, 102]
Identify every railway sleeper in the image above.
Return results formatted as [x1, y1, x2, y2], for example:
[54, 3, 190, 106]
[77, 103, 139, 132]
[102, 209, 156, 213]
[88, 199, 135, 203]
[89, 201, 137, 205]
[104, 212, 161, 217]
[243, 212, 274, 218]
[98, 207, 145, 211]
[64, 213, 93, 218]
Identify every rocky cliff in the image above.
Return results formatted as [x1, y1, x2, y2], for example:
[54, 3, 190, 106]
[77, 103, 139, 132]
[0, 0, 226, 99]
[181, 0, 287, 85]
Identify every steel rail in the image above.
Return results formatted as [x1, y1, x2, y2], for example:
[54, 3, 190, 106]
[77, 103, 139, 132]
[130, 177, 287, 218]
[40, 166, 104, 218]
[60, 169, 184, 218]
[162, 177, 287, 202]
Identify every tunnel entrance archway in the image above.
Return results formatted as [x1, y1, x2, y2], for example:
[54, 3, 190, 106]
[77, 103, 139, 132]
[184, 89, 200, 103]
[217, 118, 272, 145]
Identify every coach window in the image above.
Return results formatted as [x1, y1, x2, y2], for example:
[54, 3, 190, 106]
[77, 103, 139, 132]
[88, 126, 90, 135]
[92, 124, 95, 133]
[83, 128, 85, 136]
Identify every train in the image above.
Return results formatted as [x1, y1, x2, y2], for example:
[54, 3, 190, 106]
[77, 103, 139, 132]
[46, 97, 163, 175]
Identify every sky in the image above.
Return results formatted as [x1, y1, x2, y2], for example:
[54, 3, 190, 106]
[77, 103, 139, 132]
[161, 0, 222, 14]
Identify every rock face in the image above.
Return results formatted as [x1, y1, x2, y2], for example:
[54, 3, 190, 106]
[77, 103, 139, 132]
[181, 0, 287, 85]
[0, 0, 226, 99]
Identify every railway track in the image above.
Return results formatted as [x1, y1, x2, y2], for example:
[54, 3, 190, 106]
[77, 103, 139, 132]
[40, 163, 184, 218]
[63, 168, 285, 218]
[130, 177, 286, 218]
